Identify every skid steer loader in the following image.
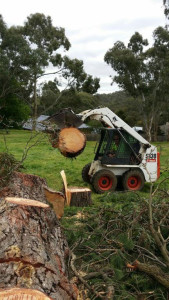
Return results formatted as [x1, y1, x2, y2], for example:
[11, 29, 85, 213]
[78, 107, 160, 193]
[45, 107, 160, 193]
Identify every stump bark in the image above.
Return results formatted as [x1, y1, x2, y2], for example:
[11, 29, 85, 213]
[0, 171, 47, 203]
[0, 172, 66, 219]
[0, 197, 77, 299]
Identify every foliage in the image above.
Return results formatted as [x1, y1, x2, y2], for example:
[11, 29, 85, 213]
[0, 13, 100, 127]
[163, 0, 169, 18]
[0, 152, 22, 187]
[62, 196, 169, 299]
[0, 94, 30, 128]
[38, 81, 99, 115]
[95, 91, 142, 127]
[104, 27, 169, 141]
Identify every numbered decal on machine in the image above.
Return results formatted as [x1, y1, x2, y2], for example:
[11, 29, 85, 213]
[146, 153, 156, 162]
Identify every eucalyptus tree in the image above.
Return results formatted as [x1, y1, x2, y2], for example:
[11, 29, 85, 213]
[0, 13, 100, 128]
[104, 27, 169, 141]
[0, 15, 31, 126]
[163, 0, 169, 19]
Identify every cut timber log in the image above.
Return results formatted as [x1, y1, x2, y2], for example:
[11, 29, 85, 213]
[0, 197, 78, 299]
[60, 170, 92, 207]
[0, 288, 51, 299]
[44, 187, 65, 219]
[57, 127, 86, 158]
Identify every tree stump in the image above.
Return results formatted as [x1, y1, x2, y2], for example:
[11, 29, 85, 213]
[68, 188, 92, 207]
[0, 197, 78, 299]
[60, 170, 92, 206]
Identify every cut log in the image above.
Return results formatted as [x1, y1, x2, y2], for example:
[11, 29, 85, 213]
[44, 187, 65, 219]
[0, 288, 51, 299]
[0, 197, 78, 299]
[60, 170, 92, 207]
[57, 127, 86, 158]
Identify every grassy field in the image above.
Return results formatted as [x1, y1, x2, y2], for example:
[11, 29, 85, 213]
[0, 129, 169, 198]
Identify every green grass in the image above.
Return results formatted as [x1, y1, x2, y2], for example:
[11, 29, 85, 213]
[0, 130, 169, 199]
[0, 129, 95, 189]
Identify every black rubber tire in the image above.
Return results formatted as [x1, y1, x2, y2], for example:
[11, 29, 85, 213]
[122, 170, 145, 191]
[82, 163, 91, 183]
[92, 169, 117, 194]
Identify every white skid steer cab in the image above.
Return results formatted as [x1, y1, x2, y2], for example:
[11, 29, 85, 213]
[78, 107, 160, 193]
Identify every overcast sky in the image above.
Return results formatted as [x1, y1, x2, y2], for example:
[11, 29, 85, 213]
[1, 0, 166, 93]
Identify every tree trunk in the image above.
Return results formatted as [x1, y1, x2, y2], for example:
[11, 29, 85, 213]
[0, 171, 47, 203]
[32, 76, 37, 131]
[0, 197, 78, 299]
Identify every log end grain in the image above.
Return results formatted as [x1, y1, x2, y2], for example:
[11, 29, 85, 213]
[58, 127, 86, 158]
[0, 288, 51, 299]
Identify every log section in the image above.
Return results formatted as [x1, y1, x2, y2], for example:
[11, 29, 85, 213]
[0, 197, 77, 299]
[57, 127, 86, 158]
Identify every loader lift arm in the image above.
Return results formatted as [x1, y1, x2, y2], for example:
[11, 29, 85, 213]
[78, 107, 150, 147]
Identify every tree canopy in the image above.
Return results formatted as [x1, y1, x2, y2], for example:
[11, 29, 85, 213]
[0, 13, 100, 128]
[104, 26, 169, 141]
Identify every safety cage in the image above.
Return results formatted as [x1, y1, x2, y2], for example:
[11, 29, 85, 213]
[94, 129, 141, 165]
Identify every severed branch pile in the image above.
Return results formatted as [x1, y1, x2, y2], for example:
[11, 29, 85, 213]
[62, 189, 169, 299]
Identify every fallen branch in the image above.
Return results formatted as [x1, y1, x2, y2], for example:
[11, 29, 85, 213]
[133, 261, 169, 289]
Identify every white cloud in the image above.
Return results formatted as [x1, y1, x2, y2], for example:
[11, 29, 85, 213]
[0, 0, 166, 93]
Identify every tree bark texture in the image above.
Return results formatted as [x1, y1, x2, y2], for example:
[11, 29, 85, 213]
[134, 261, 169, 289]
[0, 197, 78, 299]
[68, 188, 92, 207]
[0, 172, 47, 204]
